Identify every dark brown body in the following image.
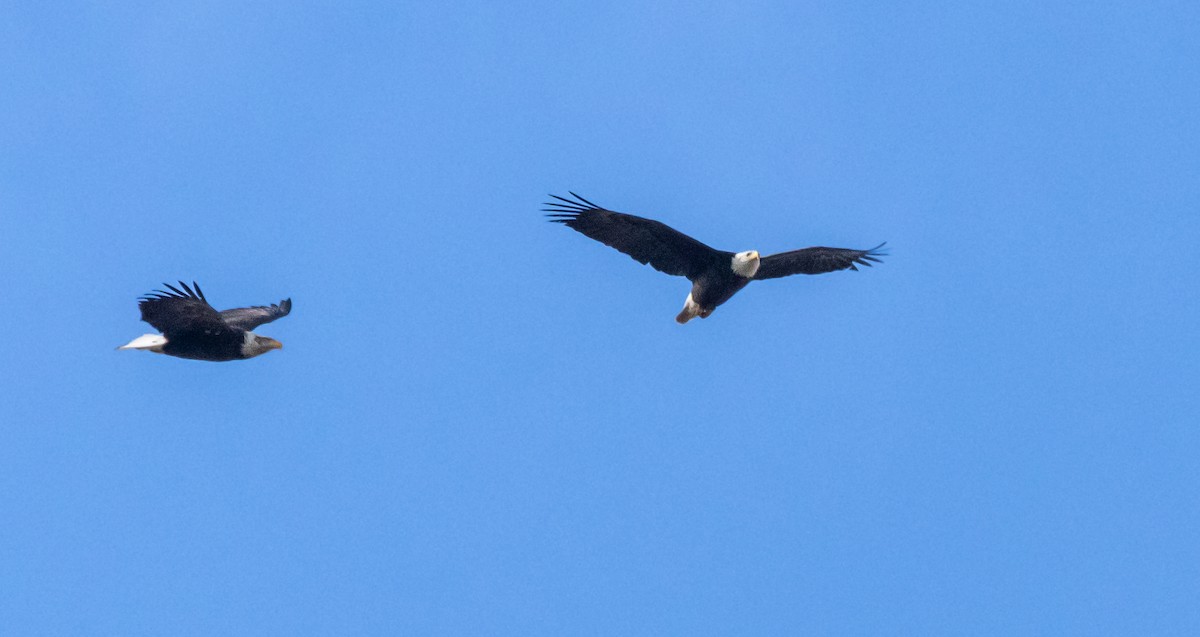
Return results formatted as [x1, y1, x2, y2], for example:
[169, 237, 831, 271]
[676, 264, 755, 323]
[692, 268, 753, 315]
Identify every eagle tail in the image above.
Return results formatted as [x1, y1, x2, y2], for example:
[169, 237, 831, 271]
[676, 293, 702, 324]
[118, 334, 168, 352]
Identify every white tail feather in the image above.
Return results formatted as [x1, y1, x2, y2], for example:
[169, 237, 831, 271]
[118, 334, 167, 352]
[676, 292, 701, 324]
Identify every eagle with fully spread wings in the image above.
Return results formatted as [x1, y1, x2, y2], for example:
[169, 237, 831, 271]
[546, 192, 886, 323]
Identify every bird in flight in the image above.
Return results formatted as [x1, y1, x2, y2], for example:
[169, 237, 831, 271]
[119, 281, 291, 361]
[545, 192, 887, 323]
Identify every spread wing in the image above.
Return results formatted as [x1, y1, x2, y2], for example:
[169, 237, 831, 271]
[220, 299, 292, 331]
[754, 243, 887, 280]
[545, 192, 727, 279]
[138, 281, 227, 335]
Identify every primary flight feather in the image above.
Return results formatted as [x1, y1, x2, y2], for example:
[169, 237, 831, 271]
[545, 192, 886, 323]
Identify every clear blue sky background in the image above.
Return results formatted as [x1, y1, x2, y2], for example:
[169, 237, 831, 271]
[2, 2, 1197, 634]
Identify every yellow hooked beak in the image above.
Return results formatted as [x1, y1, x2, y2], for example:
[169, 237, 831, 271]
[748, 250, 760, 259]
[265, 338, 283, 350]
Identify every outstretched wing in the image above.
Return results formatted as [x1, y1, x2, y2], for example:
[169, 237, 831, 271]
[138, 281, 226, 334]
[754, 243, 887, 280]
[220, 299, 292, 331]
[545, 192, 727, 279]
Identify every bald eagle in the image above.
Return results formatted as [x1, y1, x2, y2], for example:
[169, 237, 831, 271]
[546, 193, 887, 323]
[119, 281, 291, 361]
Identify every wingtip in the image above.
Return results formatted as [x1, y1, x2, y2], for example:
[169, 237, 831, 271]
[567, 191, 599, 207]
[544, 192, 601, 213]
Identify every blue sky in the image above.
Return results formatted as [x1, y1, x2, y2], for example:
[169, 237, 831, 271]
[2, 1, 1198, 634]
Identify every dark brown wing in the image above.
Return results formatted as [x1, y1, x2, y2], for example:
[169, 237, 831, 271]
[219, 299, 292, 331]
[137, 281, 227, 335]
[754, 243, 887, 280]
[545, 192, 728, 279]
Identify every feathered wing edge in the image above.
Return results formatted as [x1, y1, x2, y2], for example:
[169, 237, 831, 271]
[543, 191, 605, 216]
[139, 280, 210, 305]
[753, 242, 889, 280]
[543, 192, 726, 279]
[834, 242, 888, 271]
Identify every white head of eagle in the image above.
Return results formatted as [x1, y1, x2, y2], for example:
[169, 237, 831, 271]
[546, 192, 887, 324]
[732, 250, 761, 278]
[118, 281, 291, 362]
